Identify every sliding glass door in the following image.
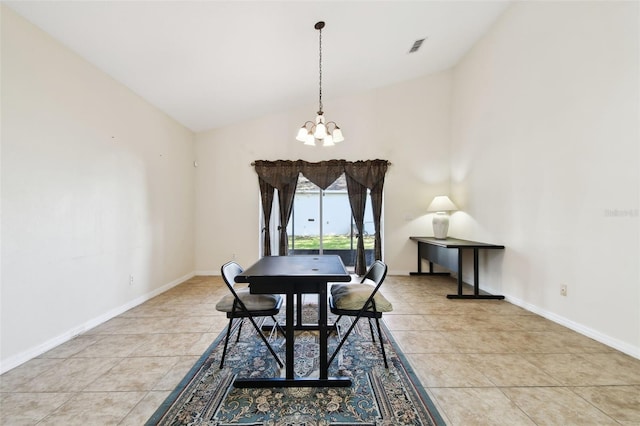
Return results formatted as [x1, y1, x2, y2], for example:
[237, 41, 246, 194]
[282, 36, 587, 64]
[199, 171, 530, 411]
[286, 173, 374, 267]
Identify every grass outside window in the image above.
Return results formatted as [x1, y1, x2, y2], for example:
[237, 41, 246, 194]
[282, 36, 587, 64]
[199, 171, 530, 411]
[289, 234, 374, 250]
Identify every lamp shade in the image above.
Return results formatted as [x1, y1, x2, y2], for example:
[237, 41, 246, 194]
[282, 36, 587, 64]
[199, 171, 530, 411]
[427, 196, 458, 212]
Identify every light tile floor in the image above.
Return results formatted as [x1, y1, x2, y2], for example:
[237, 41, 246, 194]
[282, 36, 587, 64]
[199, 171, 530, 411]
[1, 274, 639, 425]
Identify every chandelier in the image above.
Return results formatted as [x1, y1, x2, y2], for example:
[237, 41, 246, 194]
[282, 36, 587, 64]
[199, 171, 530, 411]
[296, 21, 344, 147]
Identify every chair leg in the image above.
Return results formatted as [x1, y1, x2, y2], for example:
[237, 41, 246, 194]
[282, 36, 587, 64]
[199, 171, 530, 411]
[235, 318, 244, 343]
[271, 316, 285, 335]
[328, 316, 361, 368]
[328, 315, 343, 337]
[270, 316, 286, 340]
[367, 318, 376, 343]
[374, 316, 389, 369]
[245, 315, 284, 368]
[219, 318, 234, 369]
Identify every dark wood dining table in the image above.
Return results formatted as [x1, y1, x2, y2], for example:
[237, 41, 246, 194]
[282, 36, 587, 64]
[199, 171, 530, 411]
[234, 255, 352, 388]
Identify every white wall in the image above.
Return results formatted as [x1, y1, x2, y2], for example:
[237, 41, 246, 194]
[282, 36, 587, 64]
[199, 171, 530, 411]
[195, 71, 453, 274]
[450, 1, 639, 357]
[1, 7, 196, 372]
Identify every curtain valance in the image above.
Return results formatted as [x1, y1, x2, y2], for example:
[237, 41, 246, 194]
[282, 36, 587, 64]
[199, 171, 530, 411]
[253, 159, 389, 190]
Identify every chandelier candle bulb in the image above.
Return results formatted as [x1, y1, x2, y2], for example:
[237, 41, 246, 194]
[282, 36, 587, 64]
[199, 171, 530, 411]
[332, 127, 344, 143]
[296, 127, 308, 141]
[314, 121, 327, 139]
[304, 133, 315, 146]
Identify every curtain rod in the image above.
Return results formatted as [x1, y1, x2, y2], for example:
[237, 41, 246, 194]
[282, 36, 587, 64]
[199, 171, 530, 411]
[250, 160, 392, 166]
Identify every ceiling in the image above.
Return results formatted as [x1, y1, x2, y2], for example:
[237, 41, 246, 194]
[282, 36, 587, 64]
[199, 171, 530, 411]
[5, 1, 510, 133]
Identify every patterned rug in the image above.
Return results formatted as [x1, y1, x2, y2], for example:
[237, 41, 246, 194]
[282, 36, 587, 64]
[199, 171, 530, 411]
[146, 304, 445, 426]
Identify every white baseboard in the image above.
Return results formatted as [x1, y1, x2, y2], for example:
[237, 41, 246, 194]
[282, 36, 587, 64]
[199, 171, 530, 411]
[0, 272, 195, 375]
[193, 270, 219, 276]
[393, 271, 639, 360]
[504, 294, 640, 360]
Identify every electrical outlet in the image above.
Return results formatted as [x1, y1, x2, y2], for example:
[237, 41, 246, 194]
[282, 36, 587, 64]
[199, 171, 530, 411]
[129, 275, 134, 286]
[560, 285, 567, 296]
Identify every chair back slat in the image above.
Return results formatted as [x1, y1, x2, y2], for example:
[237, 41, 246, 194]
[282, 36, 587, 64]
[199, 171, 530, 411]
[359, 260, 388, 311]
[221, 261, 243, 289]
[221, 261, 248, 312]
[361, 260, 387, 286]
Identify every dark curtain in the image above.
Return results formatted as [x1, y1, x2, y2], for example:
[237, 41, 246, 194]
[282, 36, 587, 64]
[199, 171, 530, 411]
[344, 160, 388, 263]
[258, 177, 274, 256]
[254, 160, 300, 256]
[370, 182, 385, 261]
[343, 160, 388, 275]
[277, 180, 297, 255]
[253, 159, 389, 268]
[344, 173, 368, 275]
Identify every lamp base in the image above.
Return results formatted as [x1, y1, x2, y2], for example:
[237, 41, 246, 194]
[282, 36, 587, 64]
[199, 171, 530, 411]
[432, 213, 449, 239]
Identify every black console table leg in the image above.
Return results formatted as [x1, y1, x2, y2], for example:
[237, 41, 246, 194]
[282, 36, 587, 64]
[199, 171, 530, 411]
[447, 247, 505, 300]
[473, 249, 480, 295]
[410, 243, 451, 276]
[457, 250, 463, 295]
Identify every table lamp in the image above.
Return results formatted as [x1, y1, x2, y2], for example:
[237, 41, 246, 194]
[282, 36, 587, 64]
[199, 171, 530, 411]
[427, 196, 458, 239]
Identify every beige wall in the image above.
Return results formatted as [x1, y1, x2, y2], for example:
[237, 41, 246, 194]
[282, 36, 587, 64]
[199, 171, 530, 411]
[1, 7, 196, 371]
[450, 1, 639, 356]
[194, 71, 453, 275]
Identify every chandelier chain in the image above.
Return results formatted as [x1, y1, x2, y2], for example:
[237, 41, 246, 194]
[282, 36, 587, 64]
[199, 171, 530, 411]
[318, 25, 323, 113]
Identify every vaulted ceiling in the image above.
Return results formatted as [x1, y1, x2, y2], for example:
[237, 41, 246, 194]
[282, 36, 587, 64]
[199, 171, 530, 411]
[5, 1, 510, 132]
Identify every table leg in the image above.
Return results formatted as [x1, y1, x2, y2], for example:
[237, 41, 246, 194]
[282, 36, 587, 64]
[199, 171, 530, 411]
[457, 249, 463, 295]
[409, 245, 451, 277]
[296, 293, 303, 326]
[318, 285, 328, 380]
[447, 249, 505, 300]
[234, 288, 351, 388]
[473, 249, 480, 295]
[285, 293, 295, 379]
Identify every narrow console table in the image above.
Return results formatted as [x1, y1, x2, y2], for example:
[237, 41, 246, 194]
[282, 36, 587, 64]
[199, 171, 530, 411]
[409, 236, 505, 300]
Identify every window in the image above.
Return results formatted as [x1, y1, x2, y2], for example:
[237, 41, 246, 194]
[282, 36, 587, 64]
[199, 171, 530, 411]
[285, 173, 374, 267]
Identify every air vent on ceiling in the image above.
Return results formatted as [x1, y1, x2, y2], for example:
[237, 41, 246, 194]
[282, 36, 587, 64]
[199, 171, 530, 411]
[409, 38, 426, 53]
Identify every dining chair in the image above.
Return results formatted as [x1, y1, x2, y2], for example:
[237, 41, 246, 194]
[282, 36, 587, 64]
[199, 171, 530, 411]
[216, 261, 285, 369]
[328, 260, 393, 368]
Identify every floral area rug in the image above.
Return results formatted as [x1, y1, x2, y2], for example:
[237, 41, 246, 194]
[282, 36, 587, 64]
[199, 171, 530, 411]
[146, 304, 445, 426]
